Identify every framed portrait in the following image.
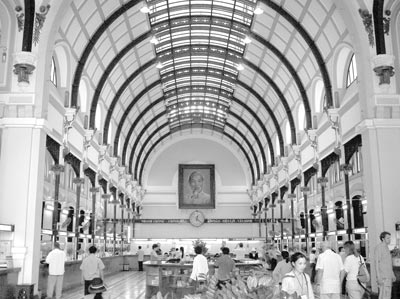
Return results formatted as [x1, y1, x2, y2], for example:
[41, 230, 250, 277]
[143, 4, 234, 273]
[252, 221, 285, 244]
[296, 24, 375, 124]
[179, 164, 215, 209]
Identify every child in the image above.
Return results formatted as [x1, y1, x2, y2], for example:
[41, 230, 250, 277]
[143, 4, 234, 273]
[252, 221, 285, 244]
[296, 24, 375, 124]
[281, 252, 314, 299]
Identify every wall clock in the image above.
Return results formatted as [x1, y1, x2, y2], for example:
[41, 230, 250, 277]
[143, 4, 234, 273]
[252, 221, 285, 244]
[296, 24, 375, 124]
[189, 210, 206, 227]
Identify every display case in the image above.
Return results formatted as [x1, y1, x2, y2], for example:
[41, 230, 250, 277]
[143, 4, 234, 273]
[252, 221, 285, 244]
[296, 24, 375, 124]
[144, 260, 263, 299]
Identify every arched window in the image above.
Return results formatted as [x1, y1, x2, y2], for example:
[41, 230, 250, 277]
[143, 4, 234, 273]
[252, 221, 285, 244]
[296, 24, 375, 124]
[79, 79, 88, 113]
[285, 121, 291, 145]
[50, 56, 57, 86]
[314, 80, 324, 113]
[95, 104, 102, 130]
[297, 103, 305, 131]
[275, 135, 280, 157]
[108, 122, 113, 145]
[346, 54, 358, 87]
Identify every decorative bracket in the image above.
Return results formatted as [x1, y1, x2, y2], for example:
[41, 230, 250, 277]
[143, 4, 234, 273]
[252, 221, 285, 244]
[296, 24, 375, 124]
[359, 9, 374, 47]
[33, 5, 50, 45]
[62, 108, 77, 157]
[325, 108, 342, 156]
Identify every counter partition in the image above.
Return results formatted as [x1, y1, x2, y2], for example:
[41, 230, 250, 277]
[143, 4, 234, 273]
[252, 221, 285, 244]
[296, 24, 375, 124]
[144, 260, 263, 299]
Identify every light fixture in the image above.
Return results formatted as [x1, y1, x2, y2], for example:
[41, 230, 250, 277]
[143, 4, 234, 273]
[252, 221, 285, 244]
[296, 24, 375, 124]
[140, 5, 150, 13]
[0, 224, 14, 232]
[150, 36, 159, 45]
[2, 47, 6, 63]
[236, 63, 244, 71]
[253, 6, 264, 15]
[243, 36, 252, 44]
[156, 61, 163, 69]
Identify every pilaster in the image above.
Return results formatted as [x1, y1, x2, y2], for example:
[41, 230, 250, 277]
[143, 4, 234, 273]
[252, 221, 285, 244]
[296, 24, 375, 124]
[0, 117, 49, 293]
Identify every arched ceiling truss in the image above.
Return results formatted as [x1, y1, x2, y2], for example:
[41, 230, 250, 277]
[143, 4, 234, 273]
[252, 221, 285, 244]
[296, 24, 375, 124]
[137, 123, 257, 185]
[120, 94, 272, 176]
[128, 109, 264, 182]
[63, 0, 339, 185]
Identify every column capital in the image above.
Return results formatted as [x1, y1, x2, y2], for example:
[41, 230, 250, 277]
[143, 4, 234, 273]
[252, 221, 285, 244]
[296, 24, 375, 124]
[340, 164, 352, 174]
[73, 177, 85, 185]
[101, 194, 111, 200]
[90, 187, 100, 193]
[300, 186, 310, 193]
[51, 164, 64, 174]
[317, 176, 328, 186]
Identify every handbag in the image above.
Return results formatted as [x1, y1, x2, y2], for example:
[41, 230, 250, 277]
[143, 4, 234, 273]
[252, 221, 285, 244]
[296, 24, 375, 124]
[357, 256, 370, 284]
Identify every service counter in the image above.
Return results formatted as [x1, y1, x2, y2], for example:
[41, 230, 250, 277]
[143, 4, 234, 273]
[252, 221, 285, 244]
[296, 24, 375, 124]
[144, 260, 263, 299]
[38, 254, 150, 294]
[0, 267, 20, 298]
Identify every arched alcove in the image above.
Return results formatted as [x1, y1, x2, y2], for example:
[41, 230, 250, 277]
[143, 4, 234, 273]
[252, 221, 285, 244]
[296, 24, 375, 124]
[145, 137, 247, 187]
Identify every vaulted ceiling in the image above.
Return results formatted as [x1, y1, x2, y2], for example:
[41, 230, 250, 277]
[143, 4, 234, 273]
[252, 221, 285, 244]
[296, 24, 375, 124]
[59, 0, 349, 185]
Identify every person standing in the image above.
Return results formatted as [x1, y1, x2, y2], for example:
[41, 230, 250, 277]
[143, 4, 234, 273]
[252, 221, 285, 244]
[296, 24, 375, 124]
[190, 245, 209, 283]
[137, 246, 144, 271]
[45, 242, 67, 299]
[80, 246, 105, 296]
[273, 251, 292, 286]
[215, 247, 235, 289]
[234, 243, 246, 260]
[309, 248, 317, 283]
[373, 231, 396, 299]
[343, 241, 364, 299]
[281, 252, 314, 299]
[150, 244, 161, 261]
[315, 241, 345, 299]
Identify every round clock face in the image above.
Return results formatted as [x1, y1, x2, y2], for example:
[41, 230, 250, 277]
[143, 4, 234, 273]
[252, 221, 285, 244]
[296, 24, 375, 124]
[189, 210, 205, 227]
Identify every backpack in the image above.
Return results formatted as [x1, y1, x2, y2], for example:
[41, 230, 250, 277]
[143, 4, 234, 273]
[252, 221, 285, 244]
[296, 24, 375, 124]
[357, 256, 370, 284]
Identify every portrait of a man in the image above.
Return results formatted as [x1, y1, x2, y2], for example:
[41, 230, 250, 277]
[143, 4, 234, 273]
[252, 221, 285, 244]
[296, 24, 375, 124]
[179, 164, 215, 209]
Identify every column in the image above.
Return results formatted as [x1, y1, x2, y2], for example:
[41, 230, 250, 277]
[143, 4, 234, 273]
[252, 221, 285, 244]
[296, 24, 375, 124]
[73, 177, 85, 259]
[90, 187, 99, 241]
[102, 194, 110, 251]
[301, 186, 310, 252]
[340, 164, 353, 240]
[0, 118, 47, 292]
[356, 120, 400, 293]
[288, 194, 296, 249]
[317, 177, 329, 240]
[51, 164, 64, 243]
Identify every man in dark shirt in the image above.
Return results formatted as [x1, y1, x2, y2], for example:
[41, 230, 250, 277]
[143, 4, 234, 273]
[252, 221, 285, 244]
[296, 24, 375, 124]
[215, 247, 235, 289]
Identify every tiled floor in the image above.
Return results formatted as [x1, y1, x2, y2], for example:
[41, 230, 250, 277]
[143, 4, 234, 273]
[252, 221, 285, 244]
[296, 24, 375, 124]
[62, 271, 146, 299]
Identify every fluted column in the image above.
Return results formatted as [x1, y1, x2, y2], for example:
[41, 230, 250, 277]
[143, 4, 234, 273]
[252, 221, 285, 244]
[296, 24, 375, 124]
[301, 186, 310, 251]
[51, 164, 64, 244]
[73, 177, 85, 259]
[317, 177, 329, 239]
[288, 194, 296, 248]
[101, 194, 111, 250]
[90, 187, 99, 241]
[340, 164, 353, 239]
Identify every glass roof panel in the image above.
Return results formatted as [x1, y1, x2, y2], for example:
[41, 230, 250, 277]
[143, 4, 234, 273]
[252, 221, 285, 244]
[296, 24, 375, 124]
[146, 0, 255, 129]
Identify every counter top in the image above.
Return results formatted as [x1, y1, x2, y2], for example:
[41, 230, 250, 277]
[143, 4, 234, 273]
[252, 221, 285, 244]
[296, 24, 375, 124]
[0, 267, 21, 275]
[144, 260, 262, 267]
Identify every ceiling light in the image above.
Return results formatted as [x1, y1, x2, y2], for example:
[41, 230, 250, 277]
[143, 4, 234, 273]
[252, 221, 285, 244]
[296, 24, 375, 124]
[150, 36, 159, 45]
[243, 36, 252, 44]
[236, 63, 244, 71]
[253, 6, 264, 15]
[140, 6, 150, 13]
[156, 61, 163, 69]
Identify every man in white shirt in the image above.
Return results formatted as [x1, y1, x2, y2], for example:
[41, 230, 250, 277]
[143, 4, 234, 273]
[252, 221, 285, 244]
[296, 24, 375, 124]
[190, 246, 209, 283]
[234, 243, 246, 260]
[45, 242, 67, 299]
[137, 246, 144, 271]
[315, 241, 345, 299]
[80, 246, 105, 295]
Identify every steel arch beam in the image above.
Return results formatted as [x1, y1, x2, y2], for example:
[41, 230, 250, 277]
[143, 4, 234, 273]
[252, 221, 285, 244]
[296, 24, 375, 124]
[129, 112, 262, 181]
[136, 123, 257, 185]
